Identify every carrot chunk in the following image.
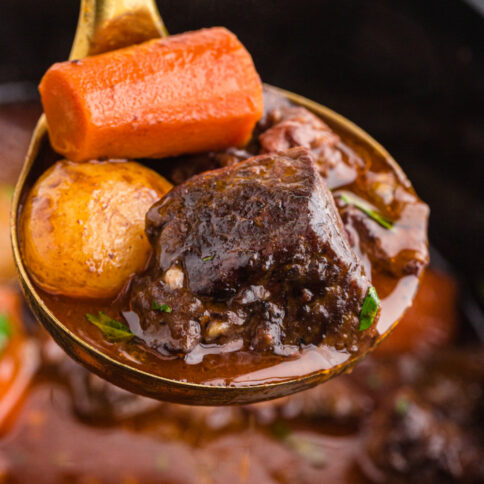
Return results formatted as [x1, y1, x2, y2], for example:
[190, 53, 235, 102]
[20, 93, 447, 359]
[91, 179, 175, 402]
[39, 27, 263, 162]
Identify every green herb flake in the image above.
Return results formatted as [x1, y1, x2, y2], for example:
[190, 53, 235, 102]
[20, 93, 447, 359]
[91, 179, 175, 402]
[152, 301, 173, 313]
[359, 286, 380, 331]
[202, 255, 214, 262]
[339, 192, 394, 230]
[85, 311, 134, 342]
[271, 423, 326, 467]
[286, 434, 327, 468]
[395, 396, 410, 416]
[271, 421, 292, 440]
[0, 313, 12, 354]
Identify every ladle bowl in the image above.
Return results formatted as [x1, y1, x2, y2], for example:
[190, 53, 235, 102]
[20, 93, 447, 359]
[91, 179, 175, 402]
[10, 0, 419, 405]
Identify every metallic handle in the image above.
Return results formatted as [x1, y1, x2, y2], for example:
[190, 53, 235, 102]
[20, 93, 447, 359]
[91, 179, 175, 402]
[70, 0, 168, 59]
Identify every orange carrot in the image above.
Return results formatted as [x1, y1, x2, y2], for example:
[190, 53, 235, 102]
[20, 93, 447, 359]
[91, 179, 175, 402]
[39, 27, 264, 162]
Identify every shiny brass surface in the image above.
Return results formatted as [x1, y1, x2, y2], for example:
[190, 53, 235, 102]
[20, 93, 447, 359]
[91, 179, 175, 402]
[70, 0, 168, 58]
[11, 0, 406, 405]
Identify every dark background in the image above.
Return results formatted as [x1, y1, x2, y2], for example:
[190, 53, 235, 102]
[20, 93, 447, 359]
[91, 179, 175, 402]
[1, 0, 483, 308]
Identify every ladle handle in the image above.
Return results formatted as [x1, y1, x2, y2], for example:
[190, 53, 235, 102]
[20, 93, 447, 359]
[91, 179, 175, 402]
[70, 0, 169, 59]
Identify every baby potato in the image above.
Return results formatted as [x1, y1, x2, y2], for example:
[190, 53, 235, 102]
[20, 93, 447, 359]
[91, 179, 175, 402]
[20, 160, 172, 298]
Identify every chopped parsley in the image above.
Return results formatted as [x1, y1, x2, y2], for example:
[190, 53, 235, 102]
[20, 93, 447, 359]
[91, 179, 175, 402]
[359, 286, 380, 331]
[152, 301, 172, 313]
[285, 434, 327, 468]
[395, 396, 410, 416]
[85, 311, 134, 342]
[202, 255, 214, 262]
[271, 421, 292, 440]
[338, 192, 394, 230]
[0, 313, 12, 354]
[271, 422, 326, 467]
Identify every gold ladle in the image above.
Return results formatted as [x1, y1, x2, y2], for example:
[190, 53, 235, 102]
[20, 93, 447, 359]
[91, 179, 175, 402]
[11, 0, 419, 405]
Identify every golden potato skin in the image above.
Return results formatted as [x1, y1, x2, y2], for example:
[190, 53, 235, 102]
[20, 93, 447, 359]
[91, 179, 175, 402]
[20, 160, 172, 298]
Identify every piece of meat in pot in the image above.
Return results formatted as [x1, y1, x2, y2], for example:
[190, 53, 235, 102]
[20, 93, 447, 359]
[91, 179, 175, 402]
[249, 375, 374, 425]
[58, 358, 159, 423]
[129, 147, 378, 358]
[258, 101, 429, 280]
[359, 349, 484, 483]
[259, 105, 364, 181]
[361, 388, 484, 483]
[336, 180, 429, 279]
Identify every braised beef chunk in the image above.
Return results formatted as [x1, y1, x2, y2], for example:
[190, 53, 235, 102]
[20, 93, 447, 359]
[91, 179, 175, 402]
[363, 389, 484, 483]
[149, 88, 429, 281]
[130, 147, 377, 357]
[259, 104, 364, 182]
[336, 174, 430, 278]
[59, 358, 158, 423]
[358, 350, 484, 483]
[259, 101, 429, 280]
[260, 106, 338, 175]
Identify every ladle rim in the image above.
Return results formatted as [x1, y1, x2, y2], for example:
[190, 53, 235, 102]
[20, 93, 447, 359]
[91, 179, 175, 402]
[10, 84, 407, 404]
